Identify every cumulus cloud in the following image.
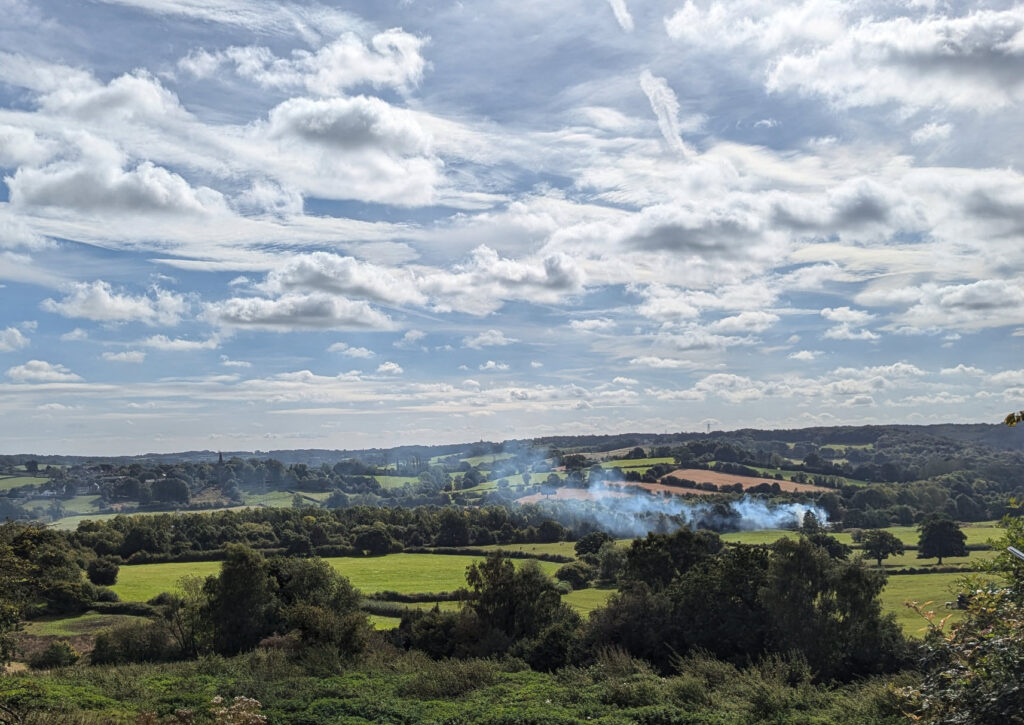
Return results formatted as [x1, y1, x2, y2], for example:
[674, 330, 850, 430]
[463, 329, 518, 349]
[41, 281, 188, 326]
[7, 359, 81, 382]
[141, 335, 220, 351]
[180, 29, 427, 95]
[861, 278, 1024, 332]
[376, 361, 403, 374]
[821, 306, 879, 341]
[570, 318, 615, 332]
[102, 350, 146, 363]
[205, 293, 394, 330]
[328, 342, 375, 358]
[393, 330, 426, 349]
[767, 7, 1024, 112]
[421, 245, 586, 315]
[710, 310, 779, 334]
[479, 360, 509, 371]
[261, 252, 426, 305]
[0, 327, 29, 352]
[789, 350, 820, 361]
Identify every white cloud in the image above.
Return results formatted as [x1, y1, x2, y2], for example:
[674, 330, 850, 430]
[181, 29, 427, 95]
[612, 376, 638, 385]
[60, 328, 89, 342]
[0, 327, 29, 352]
[205, 293, 393, 331]
[376, 361, 403, 374]
[261, 252, 426, 305]
[220, 355, 252, 368]
[605, 0, 634, 32]
[767, 7, 1024, 112]
[41, 281, 187, 326]
[788, 350, 820, 361]
[102, 350, 146, 363]
[7, 359, 81, 382]
[479, 360, 510, 371]
[141, 335, 220, 351]
[463, 329, 518, 349]
[629, 356, 695, 369]
[911, 122, 952, 146]
[639, 70, 692, 156]
[328, 342, 375, 358]
[570, 318, 615, 332]
[821, 306, 879, 341]
[710, 311, 779, 334]
[394, 329, 426, 349]
[530, 361, 543, 369]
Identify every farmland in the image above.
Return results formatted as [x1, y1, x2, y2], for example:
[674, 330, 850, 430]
[111, 553, 563, 603]
[663, 468, 833, 493]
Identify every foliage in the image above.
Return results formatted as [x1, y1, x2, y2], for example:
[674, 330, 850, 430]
[28, 640, 80, 669]
[861, 529, 905, 566]
[918, 516, 968, 565]
[86, 556, 120, 586]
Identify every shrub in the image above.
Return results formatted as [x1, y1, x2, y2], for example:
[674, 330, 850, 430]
[397, 657, 497, 699]
[28, 640, 80, 669]
[91, 621, 174, 665]
[86, 556, 120, 586]
[555, 561, 595, 590]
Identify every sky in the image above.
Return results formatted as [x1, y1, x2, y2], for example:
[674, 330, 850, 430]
[1, 0, 1023, 455]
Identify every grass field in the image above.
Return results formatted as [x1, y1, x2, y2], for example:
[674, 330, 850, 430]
[111, 554, 564, 602]
[373, 475, 420, 489]
[23, 495, 103, 515]
[881, 572, 990, 636]
[563, 587, 615, 614]
[22, 612, 149, 637]
[367, 615, 402, 630]
[0, 475, 49, 491]
[720, 522, 1001, 549]
[460, 452, 515, 467]
[600, 457, 674, 469]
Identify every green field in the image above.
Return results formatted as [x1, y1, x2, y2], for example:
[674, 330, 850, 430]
[600, 457, 674, 469]
[881, 572, 988, 636]
[373, 475, 420, 489]
[367, 614, 402, 630]
[720, 522, 1001, 550]
[460, 452, 515, 467]
[563, 587, 615, 614]
[22, 611, 149, 637]
[477, 541, 580, 557]
[23, 494, 104, 515]
[111, 554, 563, 603]
[0, 475, 49, 491]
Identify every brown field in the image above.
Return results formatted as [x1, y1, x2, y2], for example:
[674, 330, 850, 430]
[661, 468, 831, 493]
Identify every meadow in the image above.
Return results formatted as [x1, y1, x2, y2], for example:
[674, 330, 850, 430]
[0, 475, 49, 491]
[111, 554, 563, 603]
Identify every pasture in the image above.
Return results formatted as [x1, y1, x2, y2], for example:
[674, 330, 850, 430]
[111, 554, 563, 602]
[0, 475, 49, 492]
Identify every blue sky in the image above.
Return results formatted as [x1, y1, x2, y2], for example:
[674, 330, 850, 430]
[1, 0, 1023, 455]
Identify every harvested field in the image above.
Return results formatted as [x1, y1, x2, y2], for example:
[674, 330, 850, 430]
[661, 468, 832, 493]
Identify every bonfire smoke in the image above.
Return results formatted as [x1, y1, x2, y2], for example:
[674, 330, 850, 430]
[546, 482, 829, 538]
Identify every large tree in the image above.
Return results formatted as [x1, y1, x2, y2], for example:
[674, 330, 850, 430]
[917, 516, 968, 565]
[861, 529, 905, 566]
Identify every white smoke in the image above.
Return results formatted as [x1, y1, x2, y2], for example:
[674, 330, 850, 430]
[540, 482, 829, 538]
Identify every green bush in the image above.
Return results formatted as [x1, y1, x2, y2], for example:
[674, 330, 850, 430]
[91, 621, 173, 665]
[397, 657, 497, 699]
[86, 557, 119, 586]
[29, 640, 80, 669]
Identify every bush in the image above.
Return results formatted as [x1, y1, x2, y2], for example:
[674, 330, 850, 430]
[29, 640, 80, 669]
[86, 556, 120, 586]
[397, 657, 497, 699]
[91, 621, 174, 665]
[555, 561, 595, 589]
